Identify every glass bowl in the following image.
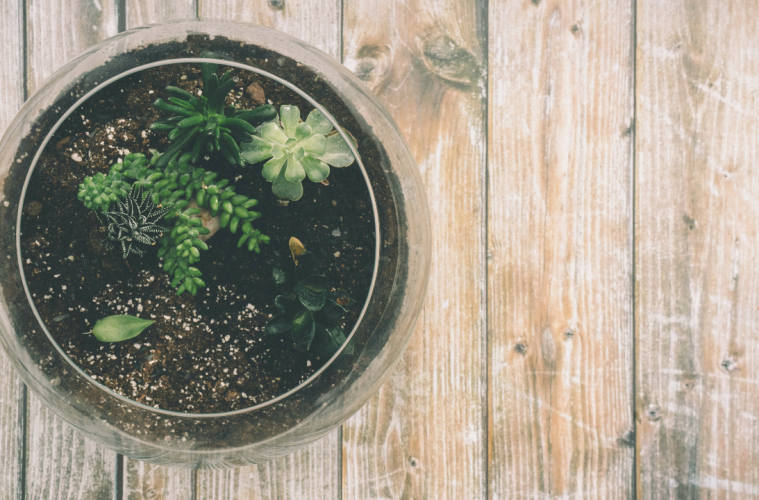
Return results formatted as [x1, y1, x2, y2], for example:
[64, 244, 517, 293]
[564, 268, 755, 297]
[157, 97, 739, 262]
[0, 20, 430, 468]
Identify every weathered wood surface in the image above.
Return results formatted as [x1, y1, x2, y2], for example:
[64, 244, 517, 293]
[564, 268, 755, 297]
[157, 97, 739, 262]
[118, 2, 199, 498]
[7, 1, 759, 498]
[126, 0, 196, 28]
[488, 0, 635, 497]
[0, 4, 26, 500]
[341, 0, 487, 498]
[194, 1, 343, 497]
[636, 1, 759, 498]
[24, 1, 120, 499]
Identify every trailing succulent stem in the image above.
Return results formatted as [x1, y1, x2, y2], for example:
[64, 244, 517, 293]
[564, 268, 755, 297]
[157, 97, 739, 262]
[150, 61, 277, 168]
[265, 238, 355, 355]
[241, 105, 356, 201]
[78, 148, 269, 295]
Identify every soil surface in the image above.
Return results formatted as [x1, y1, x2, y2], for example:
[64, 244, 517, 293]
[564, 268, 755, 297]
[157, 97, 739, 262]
[19, 63, 376, 413]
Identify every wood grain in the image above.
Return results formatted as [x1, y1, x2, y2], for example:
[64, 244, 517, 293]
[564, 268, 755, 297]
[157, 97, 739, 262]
[117, 3, 199, 498]
[636, 2, 759, 498]
[195, 430, 341, 500]
[194, 1, 343, 497]
[341, 0, 487, 498]
[24, 1, 119, 498]
[126, 0, 196, 29]
[123, 460, 193, 500]
[0, 3, 26, 499]
[26, 398, 116, 500]
[26, 0, 119, 92]
[487, 0, 635, 497]
[199, 0, 341, 59]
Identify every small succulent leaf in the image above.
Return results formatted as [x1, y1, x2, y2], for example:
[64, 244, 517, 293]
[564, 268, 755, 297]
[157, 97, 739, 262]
[295, 275, 329, 311]
[261, 155, 287, 182]
[294, 252, 319, 280]
[300, 155, 330, 182]
[305, 109, 334, 136]
[272, 167, 304, 201]
[271, 142, 286, 159]
[321, 300, 347, 324]
[316, 134, 355, 167]
[272, 267, 290, 285]
[92, 315, 154, 343]
[240, 135, 274, 164]
[260, 122, 288, 144]
[274, 295, 300, 317]
[291, 310, 316, 350]
[299, 134, 327, 156]
[324, 323, 349, 350]
[265, 313, 293, 335]
[279, 105, 300, 138]
[284, 154, 307, 183]
[294, 122, 312, 141]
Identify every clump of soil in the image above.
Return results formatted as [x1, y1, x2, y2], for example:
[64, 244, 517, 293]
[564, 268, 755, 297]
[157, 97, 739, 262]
[19, 63, 376, 413]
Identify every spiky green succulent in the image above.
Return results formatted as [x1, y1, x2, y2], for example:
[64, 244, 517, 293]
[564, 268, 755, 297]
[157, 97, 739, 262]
[265, 246, 355, 354]
[240, 105, 356, 201]
[150, 62, 277, 168]
[98, 185, 171, 258]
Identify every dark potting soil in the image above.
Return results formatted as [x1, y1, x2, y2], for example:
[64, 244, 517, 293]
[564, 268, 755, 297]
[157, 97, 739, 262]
[19, 63, 376, 413]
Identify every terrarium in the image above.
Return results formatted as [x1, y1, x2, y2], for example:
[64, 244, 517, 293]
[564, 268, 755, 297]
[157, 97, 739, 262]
[0, 20, 429, 468]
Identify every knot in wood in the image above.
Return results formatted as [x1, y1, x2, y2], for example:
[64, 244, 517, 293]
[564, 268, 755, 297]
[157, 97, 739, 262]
[645, 403, 661, 422]
[419, 34, 482, 87]
[514, 342, 527, 355]
[268, 0, 284, 10]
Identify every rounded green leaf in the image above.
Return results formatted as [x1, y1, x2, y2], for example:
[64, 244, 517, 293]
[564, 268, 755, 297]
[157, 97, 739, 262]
[299, 134, 327, 156]
[316, 134, 355, 167]
[306, 109, 334, 136]
[92, 315, 154, 343]
[240, 135, 275, 164]
[260, 122, 288, 145]
[262, 155, 287, 182]
[294, 122, 313, 141]
[300, 156, 331, 182]
[284, 155, 306, 183]
[279, 105, 301, 138]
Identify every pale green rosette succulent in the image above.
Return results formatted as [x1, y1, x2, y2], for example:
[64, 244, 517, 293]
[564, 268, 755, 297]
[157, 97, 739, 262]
[240, 105, 356, 201]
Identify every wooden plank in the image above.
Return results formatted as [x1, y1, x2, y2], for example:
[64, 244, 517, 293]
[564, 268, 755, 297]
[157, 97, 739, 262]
[126, 0, 196, 29]
[24, 1, 119, 498]
[0, 3, 26, 499]
[636, 2, 759, 498]
[196, 430, 341, 500]
[341, 0, 487, 498]
[117, 3, 199, 498]
[199, 0, 341, 59]
[123, 460, 193, 500]
[26, 399, 116, 500]
[487, 0, 635, 497]
[193, 1, 342, 498]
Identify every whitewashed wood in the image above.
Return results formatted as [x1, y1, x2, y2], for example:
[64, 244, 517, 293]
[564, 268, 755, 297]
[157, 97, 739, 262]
[26, 399, 116, 500]
[636, 2, 759, 498]
[199, 0, 340, 59]
[488, 0, 634, 497]
[123, 460, 193, 500]
[342, 0, 487, 498]
[127, 0, 196, 29]
[26, 0, 119, 92]
[196, 430, 340, 500]
[0, 4, 26, 500]
[194, 2, 342, 497]
[25, 1, 119, 498]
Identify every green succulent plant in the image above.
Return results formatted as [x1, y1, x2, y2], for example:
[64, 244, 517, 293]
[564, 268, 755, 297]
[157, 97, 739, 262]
[150, 62, 277, 168]
[78, 148, 269, 295]
[265, 238, 355, 354]
[240, 105, 356, 201]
